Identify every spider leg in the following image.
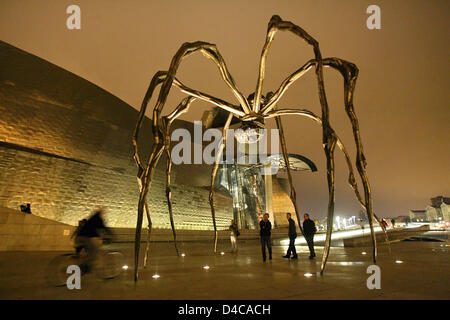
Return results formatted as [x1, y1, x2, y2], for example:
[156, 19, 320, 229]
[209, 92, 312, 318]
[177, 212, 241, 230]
[136, 175, 153, 269]
[255, 16, 338, 273]
[134, 139, 165, 282]
[132, 65, 246, 280]
[262, 55, 387, 255]
[209, 113, 234, 253]
[254, 15, 329, 118]
[153, 41, 250, 121]
[143, 200, 152, 268]
[133, 72, 243, 171]
[322, 57, 379, 261]
[266, 109, 369, 273]
[274, 116, 304, 237]
[262, 59, 316, 115]
[163, 97, 197, 256]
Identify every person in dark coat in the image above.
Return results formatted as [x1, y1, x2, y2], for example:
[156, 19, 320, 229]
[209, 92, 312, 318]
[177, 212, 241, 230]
[283, 212, 298, 259]
[20, 203, 31, 214]
[303, 213, 317, 259]
[259, 213, 272, 262]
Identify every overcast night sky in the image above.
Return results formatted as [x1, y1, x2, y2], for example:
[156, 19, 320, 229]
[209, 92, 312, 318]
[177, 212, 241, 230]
[0, 0, 448, 219]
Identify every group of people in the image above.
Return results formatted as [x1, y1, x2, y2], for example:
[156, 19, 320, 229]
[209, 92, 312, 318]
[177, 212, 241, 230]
[72, 208, 317, 273]
[19, 203, 32, 214]
[229, 212, 317, 262]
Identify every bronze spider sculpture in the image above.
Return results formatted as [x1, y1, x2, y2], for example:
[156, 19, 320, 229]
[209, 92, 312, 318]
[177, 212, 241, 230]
[132, 15, 389, 282]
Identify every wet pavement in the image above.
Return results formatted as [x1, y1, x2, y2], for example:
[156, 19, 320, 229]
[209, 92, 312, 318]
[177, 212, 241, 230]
[0, 239, 448, 299]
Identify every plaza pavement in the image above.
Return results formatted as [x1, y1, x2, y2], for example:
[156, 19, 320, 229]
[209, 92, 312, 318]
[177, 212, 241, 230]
[0, 239, 448, 300]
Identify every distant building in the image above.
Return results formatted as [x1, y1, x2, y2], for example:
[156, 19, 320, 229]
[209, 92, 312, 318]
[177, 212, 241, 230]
[391, 215, 410, 223]
[429, 196, 450, 222]
[409, 196, 450, 222]
[431, 196, 450, 208]
[409, 210, 427, 222]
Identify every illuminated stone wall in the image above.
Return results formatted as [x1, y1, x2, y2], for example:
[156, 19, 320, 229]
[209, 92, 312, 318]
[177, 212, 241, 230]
[272, 177, 297, 226]
[0, 41, 232, 230]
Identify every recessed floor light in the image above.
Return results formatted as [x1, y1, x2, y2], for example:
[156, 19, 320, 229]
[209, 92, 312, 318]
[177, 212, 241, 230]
[362, 252, 367, 255]
[152, 274, 160, 279]
[122, 265, 129, 270]
[203, 265, 210, 270]
[304, 273, 313, 277]
[395, 260, 403, 264]
[220, 252, 225, 255]
[181, 253, 186, 257]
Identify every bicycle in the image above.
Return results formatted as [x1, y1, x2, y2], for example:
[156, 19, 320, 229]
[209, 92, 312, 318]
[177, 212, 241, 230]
[46, 239, 126, 287]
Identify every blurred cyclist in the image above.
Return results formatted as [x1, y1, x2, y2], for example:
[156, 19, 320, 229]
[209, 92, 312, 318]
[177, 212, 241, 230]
[76, 208, 113, 273]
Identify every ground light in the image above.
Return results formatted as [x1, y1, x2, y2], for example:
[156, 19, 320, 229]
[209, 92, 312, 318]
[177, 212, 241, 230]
[362, 251, 367, 255]
[203, 265, 210, 270]
[304, 273, 313, 277]
[181, 253, 186, 257]
[220, 252, 225, 255]
[395, 260, 403, 264]
[152, 274, 160, 279]
[122, 265, 129, 270]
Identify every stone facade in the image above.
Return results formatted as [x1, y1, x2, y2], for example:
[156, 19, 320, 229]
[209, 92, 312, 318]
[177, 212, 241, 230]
[409, 210, 427, 222]
[409, 196, 450, 222]
[0, 41, 232, 230]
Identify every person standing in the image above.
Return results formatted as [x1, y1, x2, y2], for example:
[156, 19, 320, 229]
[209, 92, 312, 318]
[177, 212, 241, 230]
[283, 213, 298, 259]
[229, 220, 239, 253]
[259, 213, 272, 262]
[303, 213, 316, 259]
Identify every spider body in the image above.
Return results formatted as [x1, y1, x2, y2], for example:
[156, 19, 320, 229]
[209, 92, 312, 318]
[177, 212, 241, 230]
[132, 15, 389, 282]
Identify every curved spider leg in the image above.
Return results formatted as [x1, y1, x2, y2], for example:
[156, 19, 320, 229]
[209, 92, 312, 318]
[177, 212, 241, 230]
[133, 71, 243, 172]
[255, 15, 329, 119]
[262, 55, 386, 256]
[262, 59, 316, 115]
[210, 113, 234, 253]
[136, 175, 153, 269]
[133, 71, 167, 171]
[335, 135, 391, 254]
[134, 139, 165, 281]
[322, 58, 379, 261]
[257, 15, 337, 274]
[265, 109, 360, 273]
[274, 116, 305, 237]
[133, 72, 168, 271]
[143, 200, 152, 268]
[133, 69, 243, 280]
[162, 96, 197, 256]
[133, 70, 167, 279]
[154, 42, 249, 251]
[321, 135, 338, 274]
[154, 41, 250, 121]
[267, 107, 385, 263]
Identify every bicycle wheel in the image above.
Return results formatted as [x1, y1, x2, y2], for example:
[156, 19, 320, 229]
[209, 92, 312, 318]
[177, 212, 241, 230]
[96, 250, 125, 280]
[46, 253, 80, 287]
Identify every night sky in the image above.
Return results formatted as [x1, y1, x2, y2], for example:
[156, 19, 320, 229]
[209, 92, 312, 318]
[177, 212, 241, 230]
[0, 0, 448, 219]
